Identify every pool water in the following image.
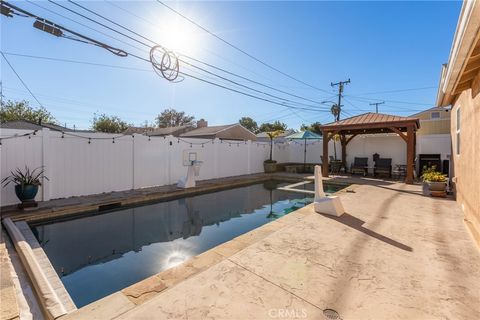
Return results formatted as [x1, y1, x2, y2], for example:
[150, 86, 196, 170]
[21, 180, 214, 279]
[31, 180, 342, 307]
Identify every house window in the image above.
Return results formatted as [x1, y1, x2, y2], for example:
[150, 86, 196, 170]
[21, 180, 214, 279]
[456, 107, 460, 155]
[431, 111, 440, 119]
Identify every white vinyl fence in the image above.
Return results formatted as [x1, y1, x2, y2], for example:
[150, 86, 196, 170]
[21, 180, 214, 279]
[0, 129, 272, 206]
[0, 129, 451, 206]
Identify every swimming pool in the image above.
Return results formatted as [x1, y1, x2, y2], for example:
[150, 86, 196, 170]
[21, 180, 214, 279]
[31, 180, 344, 307]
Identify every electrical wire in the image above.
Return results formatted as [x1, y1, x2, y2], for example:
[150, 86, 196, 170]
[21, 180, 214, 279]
[155, 0, 332, 94]
[104, 0, 316, 95]
[349, 86, 437, 96]
[345, 95, 432, 107]
[1, 51, 329, 117]
[1, 52, 44, 108]
[2, 1, 127, 57]
[51, 0, 333, 109]
[3, 1, 341, 122]
[25, 0, 147, 55]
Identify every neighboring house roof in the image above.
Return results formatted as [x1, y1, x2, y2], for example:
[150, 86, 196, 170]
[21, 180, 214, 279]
[123, 126, 156, 135]
[149, 125, 193, 136]
[320, 112, 420, 130]
[180, 124, 256, 140]
[409, 106, 450, 117]
[0, 120, 92, 132]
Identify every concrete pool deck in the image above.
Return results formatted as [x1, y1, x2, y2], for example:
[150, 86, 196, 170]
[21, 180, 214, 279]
[56, 180, 480, 320]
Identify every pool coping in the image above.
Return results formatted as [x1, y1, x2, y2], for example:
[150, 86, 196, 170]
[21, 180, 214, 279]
[1, 173, 354, 319]
[2, 173, 327, 224]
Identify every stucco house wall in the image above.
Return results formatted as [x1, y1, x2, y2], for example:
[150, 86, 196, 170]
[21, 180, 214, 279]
[450, 86, 480, 245]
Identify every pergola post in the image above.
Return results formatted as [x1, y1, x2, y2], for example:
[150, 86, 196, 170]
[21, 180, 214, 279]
[340, 134, 347, 170]
[322, 131, 329, 177]
[406, 125, 415, 184]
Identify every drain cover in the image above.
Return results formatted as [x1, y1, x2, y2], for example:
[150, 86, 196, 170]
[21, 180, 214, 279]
[323, 309, 341, 320]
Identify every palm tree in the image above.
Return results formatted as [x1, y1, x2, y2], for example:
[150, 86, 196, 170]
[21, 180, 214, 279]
[330, 104, 341, 160]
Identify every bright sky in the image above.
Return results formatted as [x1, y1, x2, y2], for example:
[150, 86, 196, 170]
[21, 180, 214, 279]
[1, 1, 461, 130]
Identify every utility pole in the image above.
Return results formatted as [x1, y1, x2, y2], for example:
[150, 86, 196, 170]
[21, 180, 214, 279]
[370, 101, 385, 113]
[330, 79, 350, 121]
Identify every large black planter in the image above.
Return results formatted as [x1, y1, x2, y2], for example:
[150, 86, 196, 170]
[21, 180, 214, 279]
[15, 184, 39, 202]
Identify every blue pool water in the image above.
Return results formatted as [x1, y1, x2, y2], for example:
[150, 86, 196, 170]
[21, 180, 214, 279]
[31, 180, 343, 307]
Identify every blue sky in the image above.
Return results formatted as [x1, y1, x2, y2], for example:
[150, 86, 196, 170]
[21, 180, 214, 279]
[1, 1, 461, 130]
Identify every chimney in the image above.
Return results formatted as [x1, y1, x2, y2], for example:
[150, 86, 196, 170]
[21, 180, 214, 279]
[197, 119, 208, 128]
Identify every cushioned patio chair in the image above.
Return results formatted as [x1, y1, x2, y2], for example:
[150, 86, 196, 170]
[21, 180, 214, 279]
[374, 158, 392, 177]
[350, 157, 368, 176]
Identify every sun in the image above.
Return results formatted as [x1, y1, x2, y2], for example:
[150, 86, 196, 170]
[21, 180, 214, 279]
[160, 16, 199, 55]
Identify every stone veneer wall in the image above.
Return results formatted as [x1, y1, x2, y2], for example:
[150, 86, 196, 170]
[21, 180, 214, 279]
[451, 82, 480, 247]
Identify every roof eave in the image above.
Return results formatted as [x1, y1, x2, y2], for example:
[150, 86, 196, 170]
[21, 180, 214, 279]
[436, 0, 480, 107]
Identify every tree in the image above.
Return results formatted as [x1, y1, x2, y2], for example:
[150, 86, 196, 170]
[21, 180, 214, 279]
[300, 122, 322, 135]
[239, 117, 258, 133]
[91, 113, 131, 133]
[258, 121, 288, 133]
[156, 108, 195, 128]
[0, 99, 56, 123]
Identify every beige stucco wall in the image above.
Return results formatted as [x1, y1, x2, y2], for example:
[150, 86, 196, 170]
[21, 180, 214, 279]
[451, 86, 480, 247]
[415, 108, 451, 136]
[417, 119, 451, 135]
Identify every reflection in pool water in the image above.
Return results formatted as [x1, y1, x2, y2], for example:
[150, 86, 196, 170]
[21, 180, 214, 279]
[31, 181, 342, 307]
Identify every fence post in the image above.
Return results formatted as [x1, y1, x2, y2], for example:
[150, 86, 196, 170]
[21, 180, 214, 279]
[167, 135, 173, 184]
[213, 138, 219, 178]
[247, 140, 252, 174]
[132, 133, 136, 190]
[41, 128, 51, 202]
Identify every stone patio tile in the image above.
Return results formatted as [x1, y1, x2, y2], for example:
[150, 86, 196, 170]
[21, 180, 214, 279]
[60, 292, 134, 320]
[116, 259, 324, 320]
[156, 250, 225, 289]
[1, 242, 20, 320]
[211, 238, 251, 258]
[229, 184, 480, 320]
[122, 275, 167, 305]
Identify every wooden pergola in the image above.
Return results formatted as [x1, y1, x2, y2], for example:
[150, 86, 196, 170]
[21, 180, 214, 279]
[319, 113, 420, 184]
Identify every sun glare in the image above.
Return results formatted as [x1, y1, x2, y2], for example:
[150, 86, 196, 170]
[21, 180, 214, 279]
[160, 16, 199, 55]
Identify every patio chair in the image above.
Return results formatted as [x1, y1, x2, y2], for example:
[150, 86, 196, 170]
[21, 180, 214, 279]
[374, 158, 392, 177]
[350, 157, 368, 176]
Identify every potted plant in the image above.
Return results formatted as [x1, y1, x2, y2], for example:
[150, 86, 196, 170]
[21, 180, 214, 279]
[421, 166, 447, 196]
[263, 130, 283, 173]
[1, 166, 48, 205]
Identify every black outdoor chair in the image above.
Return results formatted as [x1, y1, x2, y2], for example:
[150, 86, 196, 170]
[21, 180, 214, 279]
[374, 158, 392, 177]
[350, 157, 368, 176]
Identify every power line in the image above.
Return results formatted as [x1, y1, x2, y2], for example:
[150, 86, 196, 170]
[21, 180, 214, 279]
[1, 52, 44, 108]
[349, 86, 437, 96]
[47, 0, 332, 110]
[61, 0, 334, 107]
[345, 95, 432, 107]
[2, 1, 127, 57]
[156, 0, 332, 94]
[3, 2, 330, 118]
[2, 50, 329, 114]
[25, 0, 147, 55]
